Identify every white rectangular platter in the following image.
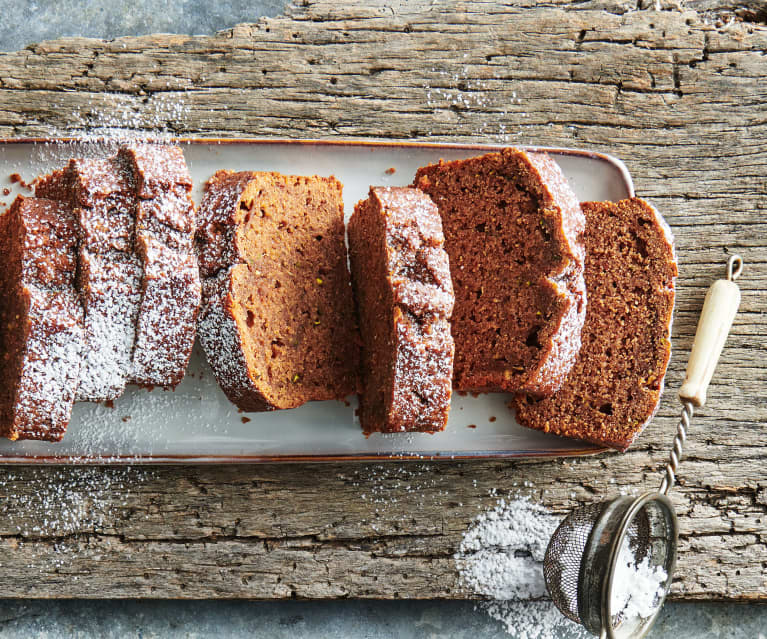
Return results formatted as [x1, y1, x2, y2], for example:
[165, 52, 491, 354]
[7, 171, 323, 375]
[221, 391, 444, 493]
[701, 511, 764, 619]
[0, 139, 634, 463]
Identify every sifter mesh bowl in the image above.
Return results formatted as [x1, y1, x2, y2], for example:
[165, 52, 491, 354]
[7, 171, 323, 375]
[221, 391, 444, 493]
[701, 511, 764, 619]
[544, 493, 677, 638]
[543, 502, 605, 623]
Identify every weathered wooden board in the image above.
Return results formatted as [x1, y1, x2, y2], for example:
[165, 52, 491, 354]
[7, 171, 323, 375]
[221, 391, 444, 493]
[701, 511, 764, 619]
[0, 0, 764, 600]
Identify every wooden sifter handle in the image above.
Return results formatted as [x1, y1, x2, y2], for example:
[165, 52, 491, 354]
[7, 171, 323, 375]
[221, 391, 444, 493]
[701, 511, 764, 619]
[679, 255, 743, 407]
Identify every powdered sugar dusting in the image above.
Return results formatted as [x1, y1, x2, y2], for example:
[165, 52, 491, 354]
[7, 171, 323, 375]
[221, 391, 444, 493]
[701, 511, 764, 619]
[390, 315, 453, 431]
[132, 238, 200, 386]
[59, 93, 191, 147]
[14, 289, 85, 439]
[69, 375, 229, 459]
[0, 465, 155, 537]
[197, 268, 256, 406]
[422, 66, 519, 142]
[76, 250, 142, 401]
[14, 93, 192, 184]
[120, 143, 200, 387]
[35, 155, 145, 402]
[121, 143, 192, 197]
[456, 495, 589, 638]
[0, 198, 85, 441]
[70, 157, 135, 205]
[1, 93, 199, 445]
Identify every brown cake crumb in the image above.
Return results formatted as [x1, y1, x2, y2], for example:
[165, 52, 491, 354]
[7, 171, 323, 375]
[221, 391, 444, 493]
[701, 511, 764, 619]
[512, 198, 677, 451]
[0, 196, 85, 441]
[9, 173, 32, 190]
[414, 148, 586, 396]
[197, 170, 360, 411]
[348, 187, 454, 434]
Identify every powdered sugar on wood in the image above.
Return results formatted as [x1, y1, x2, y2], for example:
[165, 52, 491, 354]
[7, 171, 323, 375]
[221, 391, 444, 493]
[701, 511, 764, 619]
[456, 495, 589, 638]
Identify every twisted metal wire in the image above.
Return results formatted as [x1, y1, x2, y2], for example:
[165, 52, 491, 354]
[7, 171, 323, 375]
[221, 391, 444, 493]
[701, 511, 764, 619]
[660, 400, 693, 495]
[659, 254, 741, 497]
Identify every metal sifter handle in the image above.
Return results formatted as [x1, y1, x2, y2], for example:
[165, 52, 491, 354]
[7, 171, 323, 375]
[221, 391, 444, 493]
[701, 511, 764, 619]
[660, 255, 743, 495]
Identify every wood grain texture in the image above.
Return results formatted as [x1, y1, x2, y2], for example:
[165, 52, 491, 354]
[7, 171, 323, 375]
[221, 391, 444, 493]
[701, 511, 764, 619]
[0, 0, 764, 600]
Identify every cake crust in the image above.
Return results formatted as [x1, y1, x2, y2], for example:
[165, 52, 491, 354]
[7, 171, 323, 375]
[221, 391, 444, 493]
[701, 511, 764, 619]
[512, 197, 677, 451]
[348, 187, 454, 433]
[414, 148, 586, 396]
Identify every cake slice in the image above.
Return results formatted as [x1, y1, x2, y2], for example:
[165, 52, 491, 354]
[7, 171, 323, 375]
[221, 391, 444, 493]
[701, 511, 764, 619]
[414, 148, 586, 396]
[196, 170, 360, 411]
[512, 198, 677, 451]
[349, 187, 454, 433]
[118, 144, 200, 387]
[36, 158, 142, 401]
[0, 196, 85, 441]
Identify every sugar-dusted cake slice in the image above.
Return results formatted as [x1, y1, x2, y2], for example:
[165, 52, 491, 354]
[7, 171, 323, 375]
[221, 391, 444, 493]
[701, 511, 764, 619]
[414, 148, 586, 396]
[0, 196, 85, 441]
[512, 198, 677, 451]
[349, 187, 454, 433]
[196, 170, 360, 411]
[118, 143, 201, 388]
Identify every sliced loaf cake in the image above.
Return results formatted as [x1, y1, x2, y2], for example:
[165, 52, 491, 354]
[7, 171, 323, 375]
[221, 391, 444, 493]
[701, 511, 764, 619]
[348, 187, 454, 433]
[197, 170, 360, 411]
[38, 144, 200, 395]
[414, 148, 586, 396]
[511, 198, 677, 451]
[0, 196, 85, 441]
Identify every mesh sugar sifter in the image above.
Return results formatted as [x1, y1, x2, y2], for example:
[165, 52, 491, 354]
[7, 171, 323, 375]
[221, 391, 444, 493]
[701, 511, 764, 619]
[542, 254, 744, 638]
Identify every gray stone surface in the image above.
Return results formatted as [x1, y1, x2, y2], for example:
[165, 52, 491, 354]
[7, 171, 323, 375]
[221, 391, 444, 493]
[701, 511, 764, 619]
[0, 600, 764, 638]
[0, 0, 290, 52]
[0, 1, 762, 637]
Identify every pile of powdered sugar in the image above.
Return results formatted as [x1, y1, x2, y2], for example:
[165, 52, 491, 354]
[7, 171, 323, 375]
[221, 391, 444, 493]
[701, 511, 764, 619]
[456, 496, 558, 600]
[455, 493, 671, 638]
[611, 532, 668, 623]
[455, 495, 589, 639]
